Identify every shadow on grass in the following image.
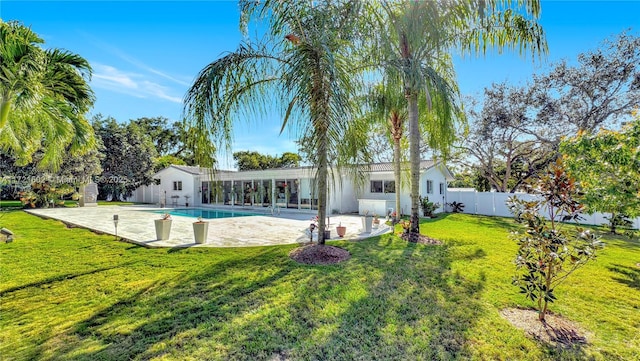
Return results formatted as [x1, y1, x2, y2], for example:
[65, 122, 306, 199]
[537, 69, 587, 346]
[0, 264, 132, 296]
[286, 240, 486, 360]
[608, 264, 640, 290]
[46, 236, 486, 360]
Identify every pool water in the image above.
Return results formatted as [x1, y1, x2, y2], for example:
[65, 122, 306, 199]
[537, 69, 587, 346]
[152, 208, 259, 219]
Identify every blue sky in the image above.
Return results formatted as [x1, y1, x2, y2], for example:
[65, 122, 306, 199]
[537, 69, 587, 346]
[3, 1, 640, 168]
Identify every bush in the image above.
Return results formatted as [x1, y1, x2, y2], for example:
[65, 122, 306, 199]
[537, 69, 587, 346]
[507, 160, 604, 322]
[419, 196, 440, 217]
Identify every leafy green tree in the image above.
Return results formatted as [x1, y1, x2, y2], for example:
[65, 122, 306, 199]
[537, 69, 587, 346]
[508, 160, 604, 322]
[372, 0, 546, 241]
[560, 112, 640, 234]
[233, 150, 301, 171]
[366, 82, 407, 222]
[93, 116, 157, 200]
[530, 32, 640, 138]
[460, 84, 556, 192]
[184, 0, 368, 244]
[0, 148, 102, 206]
[0, 20, 95, 171]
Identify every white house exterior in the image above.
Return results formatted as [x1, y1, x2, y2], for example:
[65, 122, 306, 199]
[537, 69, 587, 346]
[128, 160, 454, 216]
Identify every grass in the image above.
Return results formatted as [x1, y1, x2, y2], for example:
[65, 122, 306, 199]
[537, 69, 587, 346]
[0, 211, 638, 360]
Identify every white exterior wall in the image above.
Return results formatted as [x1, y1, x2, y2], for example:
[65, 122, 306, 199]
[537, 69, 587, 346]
[156, 167, 196, 207]
[328, 175, 358, 214]
[419, 167, 448, 214]
[356, 166, 451, 216]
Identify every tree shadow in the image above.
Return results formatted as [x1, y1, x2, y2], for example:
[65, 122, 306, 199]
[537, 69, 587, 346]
[51, 248, 295, 360]
[0, 264, 132, 296]
[234, 237, 487, 360]
[40, 235, 486, 360]
[608, 264, 640, 290]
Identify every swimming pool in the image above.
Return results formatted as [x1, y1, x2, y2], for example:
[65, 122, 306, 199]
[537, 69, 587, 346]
[151, 208, 259, 219]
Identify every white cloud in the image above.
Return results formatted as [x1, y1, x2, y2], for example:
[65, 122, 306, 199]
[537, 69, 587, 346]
[91, 63, 182, 104]
[92, 64, 139, 89]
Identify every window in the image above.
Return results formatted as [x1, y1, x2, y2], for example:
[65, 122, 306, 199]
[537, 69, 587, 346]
[384, 180, 395, 194]
[173, 181, 182, 191]
[426, 180, 433, 194]
[439, 182, 445, 195]
[370, 180, 383, 193]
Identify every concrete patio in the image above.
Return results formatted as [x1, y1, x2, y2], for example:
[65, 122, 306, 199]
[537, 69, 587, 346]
[25, 205, 392, 248]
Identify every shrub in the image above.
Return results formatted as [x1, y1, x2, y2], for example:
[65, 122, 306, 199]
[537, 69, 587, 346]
[446, 201, 465, 213]
[507, 160, 604, 321]
[419, 196, 440, 217]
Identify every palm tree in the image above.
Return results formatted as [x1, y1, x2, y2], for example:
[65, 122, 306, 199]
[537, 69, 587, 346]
[0, 20, 95, 171]
[366, 82, 407, 223]
[183, 0, 367, 244]
[372, 0, 547, 242]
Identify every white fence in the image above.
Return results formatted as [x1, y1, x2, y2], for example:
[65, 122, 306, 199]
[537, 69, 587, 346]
[447, 190, 640, 230]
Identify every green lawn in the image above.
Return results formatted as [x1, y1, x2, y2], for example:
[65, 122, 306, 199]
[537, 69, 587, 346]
[1, 211, 638, 360]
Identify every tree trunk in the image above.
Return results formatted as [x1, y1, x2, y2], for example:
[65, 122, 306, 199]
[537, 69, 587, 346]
[317, 129, 328, 245]
[393, 137, 402, 222]
[0, 95, 12, 130]
[407, 92, 420, 242]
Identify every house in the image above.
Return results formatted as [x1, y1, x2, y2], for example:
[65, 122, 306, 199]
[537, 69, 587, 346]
[128, 160, 454, 216]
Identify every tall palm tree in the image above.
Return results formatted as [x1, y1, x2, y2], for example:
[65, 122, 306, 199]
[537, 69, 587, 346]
[0, 20, 95, 171]
[366, 82, 407, 223]
[183, 0, 367, 244]
[372, 0, 547, 242]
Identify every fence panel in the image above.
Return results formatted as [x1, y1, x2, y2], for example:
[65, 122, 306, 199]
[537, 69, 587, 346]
[447, 189, 640, 229]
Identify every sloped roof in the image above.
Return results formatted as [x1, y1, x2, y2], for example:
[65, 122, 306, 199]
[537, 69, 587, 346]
[169, 165, 204, 175]
[367, 160, 436, 172]
[160, 159, 452, 179]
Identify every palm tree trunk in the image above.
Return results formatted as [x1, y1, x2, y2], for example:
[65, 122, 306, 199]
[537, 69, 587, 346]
[317, 129, 328, 245]
[0, 95, 11, 130]
[393, 136, 401, 222]
[408, 92, 420, 242]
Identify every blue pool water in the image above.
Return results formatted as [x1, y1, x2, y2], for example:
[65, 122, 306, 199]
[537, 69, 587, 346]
[151, 208, 259, 219]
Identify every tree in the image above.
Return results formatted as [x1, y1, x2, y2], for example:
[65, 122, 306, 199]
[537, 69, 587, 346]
[560, 112, 640, 234]
[131, 116, 197, 169]
[93, 116, 157, 200]
[0, 148, 102, 206]
[232, 150, 301, 171]
[529, 32, 640, 139]
[372, 0, 546, 241]
[461, 84, 555, 192]
[508, 160, 604, 322]
[184, 0, 368, 244]
[0, 20, 95, 171]
[366, 82, 407, 222]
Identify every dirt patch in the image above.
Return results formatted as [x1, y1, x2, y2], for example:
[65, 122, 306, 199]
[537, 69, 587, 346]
[400, 232, 443, 245]
[289, 244, 350, 265]
[500, 308, 591, 347]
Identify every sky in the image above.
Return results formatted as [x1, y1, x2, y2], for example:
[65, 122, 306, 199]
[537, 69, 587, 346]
[2, 0, 640, 169]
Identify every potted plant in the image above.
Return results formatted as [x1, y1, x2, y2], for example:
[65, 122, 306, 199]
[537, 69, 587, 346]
[336, 222, 347, 237]
[361, 210, 373, 233]
[419, 196, 440, 218]
[154, 213, 172, 240]
[193, 216, 209, 244]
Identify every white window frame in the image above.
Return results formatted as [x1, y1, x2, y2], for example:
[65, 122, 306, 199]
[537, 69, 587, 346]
[173, 181, 183, 191]
[426, 180, 433, 194]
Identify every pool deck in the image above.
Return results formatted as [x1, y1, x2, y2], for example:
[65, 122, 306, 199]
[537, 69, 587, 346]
[25, 205, 392, 248]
